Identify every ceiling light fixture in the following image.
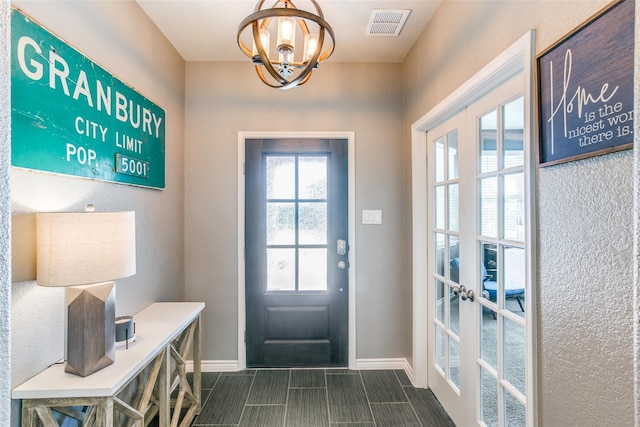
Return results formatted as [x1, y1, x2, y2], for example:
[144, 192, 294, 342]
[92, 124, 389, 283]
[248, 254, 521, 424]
[237, 0, 335, 90]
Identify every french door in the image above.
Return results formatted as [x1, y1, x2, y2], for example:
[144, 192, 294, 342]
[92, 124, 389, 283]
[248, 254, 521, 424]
[427, 74, 531, 426]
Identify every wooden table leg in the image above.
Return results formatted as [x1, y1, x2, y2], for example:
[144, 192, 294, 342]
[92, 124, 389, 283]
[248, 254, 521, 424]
[21, 403, 36, 427]
[158, 346, 170, 426]
[194, 314, 202, 412]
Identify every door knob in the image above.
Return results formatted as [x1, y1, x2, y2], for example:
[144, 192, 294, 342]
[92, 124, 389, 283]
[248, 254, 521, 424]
[453, 285, 474, 302]
[338, 261, 346, 269]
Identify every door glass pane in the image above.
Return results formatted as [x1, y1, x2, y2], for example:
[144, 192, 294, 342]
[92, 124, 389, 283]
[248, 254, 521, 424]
[299, 248, 327, 291]
[435, 185, 445, 229]
[448, 236, 459, 284]
[480, 177, 498, 237]
[481, 243, 497, 302]
[449, 285, 460, 336]
[449, 338, 460, 390]
[435, 233, 445, 277]
[299, 156, 327, 199]
[481, 306, 497, 369]
[481, 367, 498, 427]
[435, 137, 445, 182]
[503, 173, 524, 241]
[503, 97, 524, 169]
[266, 156, 295, 199]
[505, 390, 526, 427]
[435, 280, 446, 323]
[447, 130, 459, 179]
[480, 110, 498, 173]
[448, 183, 459, 232]
[503, 246, 525, 316]
[435, 326, 446, 373]
[267, 202, 295, 245]
[504, 316, 525, 395]
[299, 202, 327, 244]
[267, 248, 295, 291]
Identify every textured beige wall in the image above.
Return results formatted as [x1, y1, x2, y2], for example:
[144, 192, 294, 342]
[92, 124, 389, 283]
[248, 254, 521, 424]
[1, 0, 11, 423]
[184, 61, 411, 362]
[634, 1, 640, 423]
[9, 0, 186, 413]
[403, 0, 634, 425]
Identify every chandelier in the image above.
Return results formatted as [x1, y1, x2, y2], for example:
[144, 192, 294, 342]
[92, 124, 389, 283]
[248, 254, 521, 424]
[237, 0, 335, 90]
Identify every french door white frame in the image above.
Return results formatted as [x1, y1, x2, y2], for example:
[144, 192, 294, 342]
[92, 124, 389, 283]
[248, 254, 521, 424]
[237, 131, 357, 370]
[411, 31, 537, 425]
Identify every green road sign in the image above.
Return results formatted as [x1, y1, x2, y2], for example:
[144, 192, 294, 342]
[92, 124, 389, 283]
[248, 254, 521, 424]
[11, 9, 166, 189]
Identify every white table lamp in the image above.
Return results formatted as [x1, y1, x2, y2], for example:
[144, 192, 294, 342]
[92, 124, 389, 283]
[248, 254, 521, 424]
[36, 211, 136, 377]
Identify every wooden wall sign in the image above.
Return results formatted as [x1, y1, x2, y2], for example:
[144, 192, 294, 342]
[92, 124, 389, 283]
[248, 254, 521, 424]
[536, 0, 634, 167]
[11, 8, 166, 189]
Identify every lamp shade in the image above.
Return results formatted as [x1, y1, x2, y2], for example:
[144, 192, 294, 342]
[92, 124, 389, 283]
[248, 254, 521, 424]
[36, 211, 136, 287]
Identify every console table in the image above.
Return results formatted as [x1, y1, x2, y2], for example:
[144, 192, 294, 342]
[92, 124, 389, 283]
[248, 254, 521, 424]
[13, 302, 205, 427]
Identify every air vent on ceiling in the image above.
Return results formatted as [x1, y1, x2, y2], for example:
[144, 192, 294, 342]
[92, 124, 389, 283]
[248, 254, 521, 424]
[366, 9, 411, 36]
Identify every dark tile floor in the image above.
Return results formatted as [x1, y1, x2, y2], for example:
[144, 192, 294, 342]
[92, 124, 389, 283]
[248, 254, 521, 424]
[190, 369, 455, 427]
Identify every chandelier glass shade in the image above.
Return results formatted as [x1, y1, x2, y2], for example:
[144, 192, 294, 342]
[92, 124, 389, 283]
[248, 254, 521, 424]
[238, 0, 335, 90]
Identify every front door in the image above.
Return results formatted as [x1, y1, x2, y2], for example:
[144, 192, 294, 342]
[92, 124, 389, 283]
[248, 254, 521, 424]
[427, 74, 531, 426]
[245, 138, 348, 367]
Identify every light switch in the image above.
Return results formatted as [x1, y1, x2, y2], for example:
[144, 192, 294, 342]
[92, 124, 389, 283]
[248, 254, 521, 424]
[362, 209, 382, 225]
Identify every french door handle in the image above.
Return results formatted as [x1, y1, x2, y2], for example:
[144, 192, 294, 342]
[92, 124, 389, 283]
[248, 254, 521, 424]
[453, 285, 475, 302]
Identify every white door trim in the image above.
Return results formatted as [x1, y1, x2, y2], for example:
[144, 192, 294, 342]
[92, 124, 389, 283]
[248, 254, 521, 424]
[411, 30, 537, 425]
[237, 131, 357, 370]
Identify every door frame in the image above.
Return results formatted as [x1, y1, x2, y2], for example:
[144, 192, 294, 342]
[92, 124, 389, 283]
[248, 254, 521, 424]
[237, 131, 357, 370]
[411, 31, 537, 425]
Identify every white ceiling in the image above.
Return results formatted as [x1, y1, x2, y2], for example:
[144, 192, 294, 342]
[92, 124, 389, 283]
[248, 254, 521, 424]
[135, 0, 441, 63]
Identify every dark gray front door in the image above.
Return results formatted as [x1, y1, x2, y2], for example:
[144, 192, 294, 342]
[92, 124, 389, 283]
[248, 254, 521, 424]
[245, 138, 348, 367]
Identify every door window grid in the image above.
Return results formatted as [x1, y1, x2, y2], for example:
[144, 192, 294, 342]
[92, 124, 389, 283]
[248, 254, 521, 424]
[432, 131, 461, 393]
[265, 154, 329, 292]
[477, 96, 527, 427]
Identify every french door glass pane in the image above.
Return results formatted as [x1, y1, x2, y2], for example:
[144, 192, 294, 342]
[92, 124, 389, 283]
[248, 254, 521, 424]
[503, 173, 525, 241]
[299, 202, 327, 244]
[435, 137, 445, 182]
[480, 177, 498, 237]
[267, 202, 295, 245]
[448, 235, 459, 283]
[435, 186, 445, 229]
[436, 280, 446, 323]
[435, 233, 445, 277]
[266, 156, 295, 199]
[298, 156, 327, 199]
[299, 248, 327, 291]
[481, 242, 498, 296]
[435, 326, 446, 372]
[449, 285, 460, 336]
[504, 316, 525, 394]
[480, 110, 498, 173]
[448, 130, 459, 179]
[503, 97, 524, 169]
[448, 184, 459, 232]
[449, 338, 460, 389]
[267, 248, 295, 291]
[503, 246, 525, 316]
[481, 367, 498, 427]
[481, 307, 497, 369]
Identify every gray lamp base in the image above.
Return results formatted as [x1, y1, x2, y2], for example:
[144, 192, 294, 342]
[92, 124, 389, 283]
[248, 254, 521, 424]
[65, 281, 116, 377]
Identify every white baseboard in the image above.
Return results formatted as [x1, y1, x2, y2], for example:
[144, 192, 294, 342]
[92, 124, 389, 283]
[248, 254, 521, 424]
[187, 358, 415, 385]
[355, 358, 414, 384]
[186, 360, 244, 373]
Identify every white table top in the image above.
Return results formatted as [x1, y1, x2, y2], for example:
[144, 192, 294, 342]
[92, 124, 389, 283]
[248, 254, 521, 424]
[12, 302, 205, 399]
